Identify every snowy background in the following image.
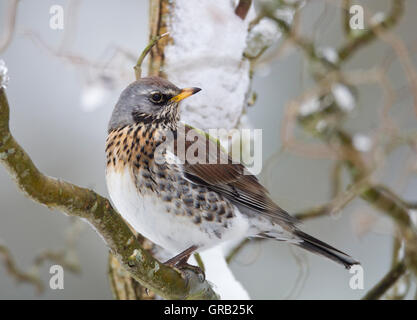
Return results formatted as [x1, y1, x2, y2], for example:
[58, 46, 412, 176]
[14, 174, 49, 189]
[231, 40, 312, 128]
[1, 0, 417, 299]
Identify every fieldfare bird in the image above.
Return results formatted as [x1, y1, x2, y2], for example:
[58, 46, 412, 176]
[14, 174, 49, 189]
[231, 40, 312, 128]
[105, 76, 358, 270]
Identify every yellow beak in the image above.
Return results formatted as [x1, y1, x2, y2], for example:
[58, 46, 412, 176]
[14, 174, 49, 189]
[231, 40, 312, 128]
[170, 87, 201, 103]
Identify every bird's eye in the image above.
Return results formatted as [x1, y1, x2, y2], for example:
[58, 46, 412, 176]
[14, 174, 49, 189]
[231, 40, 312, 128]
[150, 92, 164, 104]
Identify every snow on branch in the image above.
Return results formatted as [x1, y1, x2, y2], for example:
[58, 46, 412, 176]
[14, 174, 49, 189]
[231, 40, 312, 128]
[164, 0, 253, 130]
[0, 59, 9, 89]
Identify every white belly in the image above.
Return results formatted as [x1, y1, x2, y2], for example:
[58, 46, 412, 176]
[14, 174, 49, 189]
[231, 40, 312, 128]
[106, 167, 250, 255]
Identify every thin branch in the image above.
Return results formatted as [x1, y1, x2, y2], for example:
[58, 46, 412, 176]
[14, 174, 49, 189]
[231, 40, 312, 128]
[134, 32, 169, 80]
[0, 87, 218, 300]
[338, 0, 405, 62]
[294, 204, 330, 221]
[33, 218, 83, 273]
[0, 218, 83, 293]
[362, 260, 407, 300]
[0, 0, 19, 53]
[0, 244, 43, 293]
[330, 161, 343, 199]
[342, 0, 351, 37]
[295, 174, 370, 221]
[261, 1, 417, 280]
[386, 237, 410, 299]
[148, 0, 171, 77]
[408, 203, 417, 209]
[193, 253, 205, 273]
[226, 239, 251, 264]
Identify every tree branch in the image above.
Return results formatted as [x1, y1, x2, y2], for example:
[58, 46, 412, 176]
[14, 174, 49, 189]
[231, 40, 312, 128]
[148, 0, 171, 77]
[362, 260, 407, 300]
[0, 87, 218, 300]
[338, 0, 405, 62]
[134, 32, 169, 80]
[0, 244, 43, 293]
[108, 253, 156, 300]
[0, 0, 19, 53]
[248, 1, 417, 284]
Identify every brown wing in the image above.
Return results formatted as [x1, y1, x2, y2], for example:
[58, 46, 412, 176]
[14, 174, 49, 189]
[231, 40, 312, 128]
[175, 124, 299, 225]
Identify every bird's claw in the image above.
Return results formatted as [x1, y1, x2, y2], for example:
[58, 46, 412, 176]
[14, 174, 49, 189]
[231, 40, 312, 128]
[165, 261, 205, 282]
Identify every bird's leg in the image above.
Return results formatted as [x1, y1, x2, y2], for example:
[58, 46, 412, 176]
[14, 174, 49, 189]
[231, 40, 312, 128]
[164, 245, 198, 267]
[164, 245, 204, 279]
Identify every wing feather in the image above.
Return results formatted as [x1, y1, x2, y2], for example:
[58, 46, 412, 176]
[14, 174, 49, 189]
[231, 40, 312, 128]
[176, 124, 299, 225]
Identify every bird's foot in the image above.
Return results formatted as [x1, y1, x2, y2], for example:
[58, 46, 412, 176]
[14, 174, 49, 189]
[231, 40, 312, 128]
[174, 262, 205, 282]
[163, 245, 205, 281]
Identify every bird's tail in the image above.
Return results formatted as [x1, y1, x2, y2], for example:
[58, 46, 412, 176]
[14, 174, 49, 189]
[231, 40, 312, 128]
[293, 230, 359, 269]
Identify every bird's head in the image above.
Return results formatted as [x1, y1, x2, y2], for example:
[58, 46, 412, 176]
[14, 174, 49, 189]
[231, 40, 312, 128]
[108, 76, 201, 132]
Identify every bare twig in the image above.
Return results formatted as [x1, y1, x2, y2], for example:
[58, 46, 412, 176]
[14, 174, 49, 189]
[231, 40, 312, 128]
[330, 161, 343, 199]
[226, 239, 251, 264]
[193, 253, 205, 273]
[0, 244, 43, 293]
[33, 219, 83, 274]
[0, 218, 83, 293]
[338, 0, 405, 62]
[134, 32, 169, 80]
[0, 0, 19, 53]
[342, 0, 351, 37]
[362, 260, 407, 300]
[239, 0, 417, 284]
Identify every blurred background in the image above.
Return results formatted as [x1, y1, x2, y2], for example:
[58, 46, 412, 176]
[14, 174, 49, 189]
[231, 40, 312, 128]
[1, 0, 416, 299]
